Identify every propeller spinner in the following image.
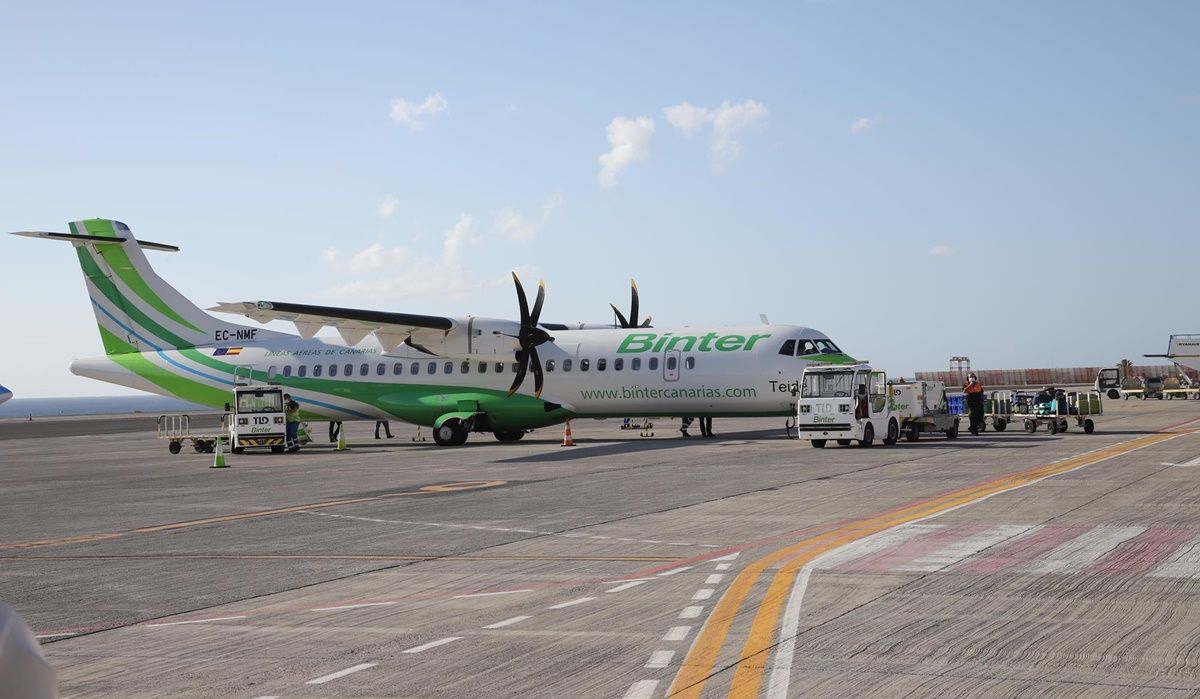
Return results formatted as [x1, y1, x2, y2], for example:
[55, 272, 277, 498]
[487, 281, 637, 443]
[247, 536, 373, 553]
[610, 279, 652, 329]
[507, 272, 554, 399]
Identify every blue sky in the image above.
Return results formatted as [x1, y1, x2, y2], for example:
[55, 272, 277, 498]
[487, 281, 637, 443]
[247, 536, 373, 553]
[2, 1, 1196, 396]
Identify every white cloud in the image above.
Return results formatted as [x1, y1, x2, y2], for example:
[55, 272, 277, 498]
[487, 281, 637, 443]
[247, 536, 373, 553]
[494, 193, 562, 242]
[441, 214, 476, 264]
[378, 194, 399, 218]
[597, 116, 655, 188]
[388, 93, 448, 129]
[663, 102, 710, 137]
[663, 99, 768, 165]
[850, 116, 875, 134]
[928, 245, 955, 258]
[320, 242, 409, 272]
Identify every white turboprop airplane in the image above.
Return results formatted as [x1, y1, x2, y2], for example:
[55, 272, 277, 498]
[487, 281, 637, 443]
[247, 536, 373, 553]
[14, 219, 856, 445]
[1146, 335, 1200, 375]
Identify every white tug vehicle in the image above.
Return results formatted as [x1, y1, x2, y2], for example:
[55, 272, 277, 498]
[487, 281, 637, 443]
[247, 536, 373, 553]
[795, 364, 960, 448]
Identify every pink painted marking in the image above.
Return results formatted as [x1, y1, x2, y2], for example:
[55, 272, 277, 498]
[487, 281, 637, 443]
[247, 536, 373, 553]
[840, 524, 986, 572]
[1083, 527, 1199, 576]
[958, 525, 1090, 574]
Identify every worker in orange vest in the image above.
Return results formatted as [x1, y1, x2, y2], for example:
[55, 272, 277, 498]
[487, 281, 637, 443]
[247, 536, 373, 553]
[963, 373, 985, 435]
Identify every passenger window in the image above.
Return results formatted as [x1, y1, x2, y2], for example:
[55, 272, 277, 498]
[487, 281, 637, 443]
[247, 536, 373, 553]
[632, 358, 641, 370]
[649, 357, 659, 370]
[267, 365, 277, 379]
[329, 364, 338, 377]
[563, 358, 573, 372]
[393, 363, 402, 375]
[685, 356, 695, 370]
[344, 363, 353, 376]
[298, 365, 307, 378]
[444, 361, 454, 374]
[283, 365, 292, 378]
[580, 359, 590, 372]
[779, 340, 796, 356]
[597, 358, 607, 371]
[478, 362, 487, 374]
[461, 360, 470, 374]
[495, 362, 505, 373]
[614, 358, 623, 370]
[377, 363, 386, 376]
[360, 363, 368, 376]
[427, 362, 437, 374]
[312, 364, 321, 377]
[410, 362, 420, 375]
[666, 356, 678, 370]
[546, 359, 556, 372]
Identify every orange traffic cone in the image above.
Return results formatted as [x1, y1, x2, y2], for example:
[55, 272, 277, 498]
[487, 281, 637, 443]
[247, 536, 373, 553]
[561, 420, 575, 447]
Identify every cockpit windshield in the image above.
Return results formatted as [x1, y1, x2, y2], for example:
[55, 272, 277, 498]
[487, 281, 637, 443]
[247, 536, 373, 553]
[798, 339, 841, 355]
[801, 371, 855, 398]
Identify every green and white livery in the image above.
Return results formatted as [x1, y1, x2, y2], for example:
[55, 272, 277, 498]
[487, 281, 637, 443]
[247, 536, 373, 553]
[15, 219, 856, 445]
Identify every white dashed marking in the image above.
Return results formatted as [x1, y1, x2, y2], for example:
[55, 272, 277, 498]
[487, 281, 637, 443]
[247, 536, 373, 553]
[692, 588, 714, 601]
[483, 615, 531, 629]
[305, 663, 376, 684]
[607, 580, 650, 593]
[402, 637, 461, 653]
[705, 574, 725, 585]
[679, 606, 704, 619]
[715, 563, 732, 571]
[310, 602, 396, 612]
[623, 680, 659, 699]
[663, 625, 691, 641]
[454, 589, 533, 599]
[657, 566, 693, 577]
[548, 597, 594, 609]
[645, 650, 674, 668]
[145, 615, 246, 627]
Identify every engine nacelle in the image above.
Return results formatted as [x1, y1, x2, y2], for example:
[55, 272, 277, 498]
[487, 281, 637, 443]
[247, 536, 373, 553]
[407, 317, 524, 359]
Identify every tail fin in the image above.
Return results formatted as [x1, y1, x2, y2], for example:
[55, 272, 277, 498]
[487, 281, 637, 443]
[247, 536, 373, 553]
[13, 219, 287, 355]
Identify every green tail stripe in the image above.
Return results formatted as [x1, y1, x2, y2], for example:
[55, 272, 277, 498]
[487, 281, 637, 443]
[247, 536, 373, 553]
[99, 328, 230, 406]
[78, 247, 196, 352]
[80, 220, 203, 333]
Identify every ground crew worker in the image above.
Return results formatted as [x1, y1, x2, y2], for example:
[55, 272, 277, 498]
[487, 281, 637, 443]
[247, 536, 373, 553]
[284, 393, 301, 452]
[964, 373, 985, 435]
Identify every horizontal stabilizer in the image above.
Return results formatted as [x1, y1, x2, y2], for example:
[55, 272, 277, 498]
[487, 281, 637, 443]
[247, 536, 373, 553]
[10, 230, 179, 252]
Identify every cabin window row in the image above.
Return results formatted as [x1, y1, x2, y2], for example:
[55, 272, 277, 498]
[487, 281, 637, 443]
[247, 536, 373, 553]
[266, 355, 699, 379]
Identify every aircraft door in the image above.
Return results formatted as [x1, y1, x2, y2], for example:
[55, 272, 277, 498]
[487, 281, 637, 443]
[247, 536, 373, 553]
[664, 350, 681, 382]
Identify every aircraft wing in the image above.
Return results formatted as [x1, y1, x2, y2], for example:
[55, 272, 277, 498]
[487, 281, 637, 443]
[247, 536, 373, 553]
[209, 300, 454, 351]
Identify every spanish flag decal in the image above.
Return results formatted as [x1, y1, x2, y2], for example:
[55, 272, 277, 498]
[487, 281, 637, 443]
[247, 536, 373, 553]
[213, 347, 242, 356]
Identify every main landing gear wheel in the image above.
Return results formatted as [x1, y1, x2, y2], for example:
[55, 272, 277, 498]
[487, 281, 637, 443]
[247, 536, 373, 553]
[434, 419, 470, 446]
[837, 439, 852, 446]
[994, 418, 1008, 432]
[1084, 419, 1095, 434]
[493, 430, 525, 442]
[882, 419, 899, 446]
[859, 423, 875, 447]
[1025, 419, 1037, 434]
[810, 439, 827, 449]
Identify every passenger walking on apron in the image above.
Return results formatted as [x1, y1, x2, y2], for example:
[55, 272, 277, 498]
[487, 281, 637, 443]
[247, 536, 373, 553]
[698, 416, 714, 438]
[375, 419, 394, 439]
[964, 373, 985, 436]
